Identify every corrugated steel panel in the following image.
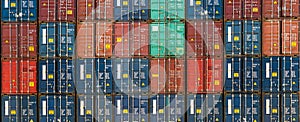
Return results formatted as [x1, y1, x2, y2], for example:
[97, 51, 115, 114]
[39, 23, 56, 57]
[225, 21, 242, 55]
[39, 0, 56, 21]
[95, 95, 113, 122]
[114, 0, 149, 21]
[114, 22, 149, 57]
[187, 59, 205, 93]
[262, 0, 281, 18]
[77, 22, 95, 58]
[243, 57, 260, 92]
[1, 95, 37, 122]
[263, 93, 280, 122]
[206, 94, 223, 121]
[225, 58, 242, 92]
[281, 56, 299, 92]
[114, 95, 130, 121]
[76, 59, 95, 94]
[113, 58, 131, 93]
[95, 21, 113, 57]
[281, 19, 299, 55]
[243, 94, 260, 122]
[56, 59, 75, 93]
[39, 0, 76, 21]
[150, 95, 165, 122]
[95, 58, 113, 94]
[262, 57, 280, 92]
[243, 21, 261, 55]
[225, 0, 261, 20]
[77, 95, 95, 122]
[205, 58, 223, 92]
[57, 23, 76, 57]
[262, 20, 280, 56]
[281, 0, 300, 17]
[225, 94, 242, 122]
[39, 59, 56, 93]
[150, 0, 185, 20]
[131, 94, 149, 122]
[281, 93, 299, 122]
[2, 0, 37, 21]
[186, 0, 223, 20]
[95, 0, 114, 20]
[131, 58, 149, 92]
[150, 22, 185, 57]
[77, 0, 114, 21]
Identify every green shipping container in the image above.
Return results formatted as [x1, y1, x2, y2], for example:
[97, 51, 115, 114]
[150, 22, 185, 57]
[150, 0, 185, 20]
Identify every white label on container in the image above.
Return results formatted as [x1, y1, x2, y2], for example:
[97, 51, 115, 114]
[190, 100, 194, 114]
[80, 101, 84, 115]
[152, 26, 158, 31]
[117, 64, 121, 79]
[5, 0, 8, 8]
[5, 101, 8, 115]
[42, 101, 46, 115]
[42, 29, 47, 44]
[117, 100, 121, 114]
[117, 0, 121, 6]
[190, 0, 194, 6]
[228, 63, 232, 78]
[266, 63, 270, 78]
[42, 65, 46, 80]
[153, 100, 157, 114]
[80, 65, 84, 80]
[266, 99, 270, 114]
[228, 27, 232, 42]
[228, 99, 232, 114]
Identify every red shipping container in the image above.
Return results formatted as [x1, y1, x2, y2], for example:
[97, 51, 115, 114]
[114, 22, 149, 57]
[2, 59, 37, 94]
[150, 59, 184, 94]
[243, 0, 261, 19]
[1, 23, 37, 58]
[262, 20, 281, 56]
[77, 0, 96, 21]
[39, 0, 56, 21]
[205, 58, 223, 92]
[224, 0, 243, 20]
[57, 0, 76, 21]
[282, 0, 300, 17]
[95, 0, 114, 20]
[225, 0, 261, 20]
[262, 0, 281, 18]
[77, 22, 95, 58]
[187, 59, 204, 93]
[95, 21, 113, 57]
[39, 0, 76, 21]
[281, 19, 299, 55]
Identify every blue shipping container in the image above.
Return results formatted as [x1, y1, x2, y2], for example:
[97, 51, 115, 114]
[132, 94, 149, 122]
[225, 21, 242, 55]
[95, 95, 113, 122]
[114, 0, 149, 21]
[150, 95, 166, 122]
[281, 93, 299, 122]
[96, 58, 113, 94]
[39, 59, 56, 93]
[281, 57, 299, 92]
[243, 21, 261, 55]
[1, 0, 37, 21]
[131, 58, 149, 92]
[57, 23, 76, 57]
[243, 57, 261, 92]
[56, 59, 75, 93]
[114, 95, 130, 122]
[225, 94, 242, 122]
[113, 59, 131, 93]
[77, 95, 94, 122]
[263, 93, 280, 122]
[186, 0, 223, 20]
[166, 94, 184, 122]
[76, 59, 95, 94]
[262, 57, 280, 92]
[206, 94, 222, 122]
[243, 94, 260, 122]
[39, 23, 56, 57]
[225, 58, 242, 92]
[2, 95, 37, 122]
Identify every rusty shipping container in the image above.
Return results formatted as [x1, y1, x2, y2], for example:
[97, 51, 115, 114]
[77, 0, 114, 21]
[262, 20, 281, 56]
[114, 22, 149, 57]
[281, 19, 299, 55]
[2, 59, 37, 94]
[39, 0, 76, 21]
[1, 23, 37, 58]
[225, 0, 261, 20]
[150, 58, 184, 94]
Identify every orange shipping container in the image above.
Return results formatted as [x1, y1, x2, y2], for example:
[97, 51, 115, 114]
[281, 19, 299, 55]
[262, 20, 280, 56]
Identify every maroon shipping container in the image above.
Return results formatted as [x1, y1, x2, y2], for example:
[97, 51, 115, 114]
[77, 22, 95, 58]
[225, 0, 261, 20]
[150, 59, 184, 94]
[114, 22, 149, 57]
[205, 58, 223, 92]
[1, 23, 37, 58]
[39, 0, 76, 21]
[282, 0, 300, 17]
[39, 0, 56, 21]
[263, 0, 300, 18]
[281, 19, 299, 55]
[2, 59, 37, 94]
[95, 21, 113, 57]
[77, 0, 114, 21]
[187, 59, 204, 93]
[262, 0, 281, 18]
[262, 20, 281, 56]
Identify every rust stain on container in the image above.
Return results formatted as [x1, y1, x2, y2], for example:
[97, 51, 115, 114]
[95, 21, 113, 57]
[282, 19, 299, 55]
[262, 20, 280, 56]
[77, 22, 95, 58]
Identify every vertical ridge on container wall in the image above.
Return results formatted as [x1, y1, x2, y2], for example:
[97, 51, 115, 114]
[114, 0, 149, 21]
[224, 0, 261, 20]
[39, 59, 56, 93]
[281, 93, 299, 122]
[243, 57, 260, 92]
[225, 21, 242, 55]
[243, 21, 261, 55]
[39, 23, 56, 58]
[56, 59, 75, 94]
[281, 56, 299, 92]
[76, 59, 95, 94]
[77, 95, 95, 122]
[281, 19, 299, 55]
[262, 57, 280, 92]
[186, 0, 223, 20]
[95, 95, 113, 122]
[95, 21, 113, 57]
[2, 59, 37, 94]
[95, 58, 113, 94]
[262, 20, 280, 56]
[225, 58, 242, 92]
[263, 93, 280, 122]
[150, 0, 185, 20]
[39, 0, 76, 21]
[114, 22, 149, 57]
[2, 0, 37, 22]
[77, 22, 95, 58]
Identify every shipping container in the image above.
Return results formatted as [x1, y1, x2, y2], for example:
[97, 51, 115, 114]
[115, 95, 130, 122]
[150, 59, 184, 94]
[39, 0, 76, 21]
[76, 59, 95, 94]
[150, 95, 165, 122]
[243, 94, 260, 122]
[1, 23, 37, 58]
[131, 94, 149, 122]
[186, 0, 223, 20]
[281, 0, 300, 17]
[205, 58, 223, 92]
[225, 58, 242, 92]
[40, 95, 75, 122]
[56, 59, 75, 93]
[112, 58, 131, 93]
[95, 21, 113, 57]
[39, 23, 56, 57]
[95, 0, 114, 20]
[1, 95, 37, 122]
[77, 0, 114, 21]
[114, 22, 149, 57]
[150, 0, 185, 20]
[77, 95, 95, 122]
[224, 0, 261, 20]
[281, 56, 299, 92]
[95, 58, 113, 94]
[39, 59, 56, 93]
[243, 57, 261, 92]
[114, 0, 149, 21]
[150, 22, 185, 57]
[281, 93, 299, 122]
[262, 57, 280, 92]
[263, 93, 280, 122]
[243, 21, 261, 55]
[281, 19, 299, 55]
[95, 95, 113, 122]
[187, 59, 205, 93]
[130, 58, 149, 92]
[262, 20, 280, 56]
[57, 23, 76, 57]
[262, 0, 281, 19]
[2, 59, 37, 94]
[225, 94, 242, 122]
[77, 22, 95, 58]
[225, 21, 242, 55]
[2, 0, 37, 21]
